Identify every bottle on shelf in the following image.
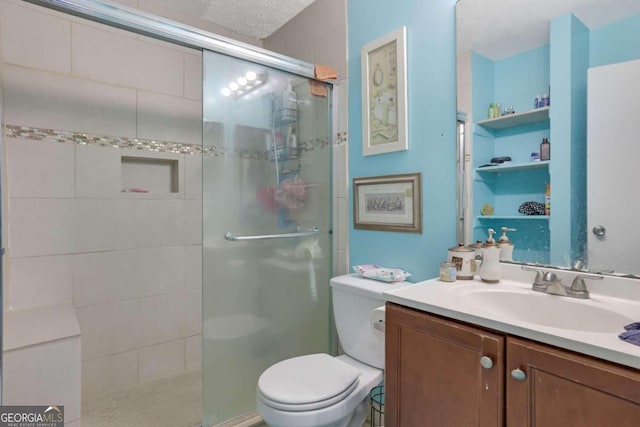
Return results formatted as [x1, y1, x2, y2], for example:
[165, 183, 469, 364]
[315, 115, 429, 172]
[280, 79, 298, 122]
[540, 137, 550, 161]
[287, 126, 298, 156]
[545, 183, 551, 216]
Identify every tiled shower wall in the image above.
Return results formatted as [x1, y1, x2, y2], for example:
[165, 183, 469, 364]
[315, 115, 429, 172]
[0, 0, 239, 402]
[1, 0, 346, 414]
[263, 0, 349, 276]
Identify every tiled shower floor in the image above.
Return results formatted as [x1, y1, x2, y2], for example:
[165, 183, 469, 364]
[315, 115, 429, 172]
[82, 369, 202, 427]
[81, 368, 375, 427]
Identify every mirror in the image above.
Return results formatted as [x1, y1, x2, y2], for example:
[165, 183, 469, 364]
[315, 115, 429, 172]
[456, 0, 640, 276]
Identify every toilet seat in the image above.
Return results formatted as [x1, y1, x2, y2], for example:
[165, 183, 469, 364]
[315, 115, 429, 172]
[257, 354, 384, 427]
[257, 354, 360, 412]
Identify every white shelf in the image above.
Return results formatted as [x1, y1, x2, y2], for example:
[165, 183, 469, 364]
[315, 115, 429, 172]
[477, 107, 549, 130]
[476, 215, 550, 221]
[475, 160, 550, 173]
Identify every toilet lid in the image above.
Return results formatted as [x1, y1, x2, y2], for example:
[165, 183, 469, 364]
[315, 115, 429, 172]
[258, 354, 360, 409]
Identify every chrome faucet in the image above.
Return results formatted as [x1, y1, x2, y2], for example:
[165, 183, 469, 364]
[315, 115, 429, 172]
[521, 266, 603, 299]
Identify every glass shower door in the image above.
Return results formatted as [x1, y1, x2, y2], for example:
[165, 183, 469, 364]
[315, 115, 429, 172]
[201, 50, 333, 426]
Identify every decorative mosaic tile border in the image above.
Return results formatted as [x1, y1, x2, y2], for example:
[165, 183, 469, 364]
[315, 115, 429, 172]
[4, 124, 211, 155]
[4, 125, 341, 158]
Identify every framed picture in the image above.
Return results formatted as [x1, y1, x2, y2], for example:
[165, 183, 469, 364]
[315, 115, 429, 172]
[353, 173, 421, 233]
[361, 27, 408, 156]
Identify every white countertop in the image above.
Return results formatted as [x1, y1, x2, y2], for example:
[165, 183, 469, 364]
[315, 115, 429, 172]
[383, 264, 640, 370]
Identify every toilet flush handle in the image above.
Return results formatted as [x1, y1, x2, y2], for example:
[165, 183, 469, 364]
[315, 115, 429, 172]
[373, 320, 385, 333]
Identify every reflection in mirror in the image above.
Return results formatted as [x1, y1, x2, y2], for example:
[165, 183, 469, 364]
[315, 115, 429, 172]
[456, 0, 640, 276]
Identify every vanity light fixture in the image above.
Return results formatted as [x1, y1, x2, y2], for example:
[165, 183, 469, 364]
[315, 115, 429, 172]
[222, 71, 266, 98]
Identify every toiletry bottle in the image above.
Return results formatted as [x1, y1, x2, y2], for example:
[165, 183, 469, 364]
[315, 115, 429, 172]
[478, 228, 502, 283]
[488, 103, 495, 119]
[287, 126, 297, 154]
[281, 79, 298, 121]
[535, 94, 541, 108]
[545, 183, 551, 216]
[540, 137, 550, 161]
[497, 227, 516, 262]
[543, 93, 550, 107]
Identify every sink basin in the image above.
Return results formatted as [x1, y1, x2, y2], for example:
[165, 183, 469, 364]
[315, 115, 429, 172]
[460, 288, 635, 333]
[383, 269, 640, 370]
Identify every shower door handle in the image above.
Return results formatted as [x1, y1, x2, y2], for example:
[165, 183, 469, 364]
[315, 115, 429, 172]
[224, 227, 320, 241]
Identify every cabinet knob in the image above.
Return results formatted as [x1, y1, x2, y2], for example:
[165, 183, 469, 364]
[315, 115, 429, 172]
[480, 356, 494, 369]
[592, 225, 606, 238]
[511, 368, 527, 381]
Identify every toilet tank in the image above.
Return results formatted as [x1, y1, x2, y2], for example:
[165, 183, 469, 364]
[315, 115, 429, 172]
[330, 274, 409, 369]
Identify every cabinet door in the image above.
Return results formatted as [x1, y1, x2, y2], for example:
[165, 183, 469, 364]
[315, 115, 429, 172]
[385, 303, 504, 427]
[507, 337, 640, 426]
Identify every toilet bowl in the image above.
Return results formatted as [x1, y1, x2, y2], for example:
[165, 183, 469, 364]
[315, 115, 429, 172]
[256, 274, 409, 427]
[257, 354, 382, 427]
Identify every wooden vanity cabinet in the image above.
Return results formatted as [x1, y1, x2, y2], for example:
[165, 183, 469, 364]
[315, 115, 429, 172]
[507, 337, 640, 427]
[385, 303, 640, 427]
[385, 303, 505, 427]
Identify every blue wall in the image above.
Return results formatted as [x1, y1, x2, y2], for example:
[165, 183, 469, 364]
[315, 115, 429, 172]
[347, 0, 457, 281]
[549, 14, 589, 265]
[590, 13, 640, 68]
[495, 46, 550, 114]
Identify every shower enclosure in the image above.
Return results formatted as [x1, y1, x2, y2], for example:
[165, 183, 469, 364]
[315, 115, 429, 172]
[202, 50, 333, 425]
[6, 1, 335, 426]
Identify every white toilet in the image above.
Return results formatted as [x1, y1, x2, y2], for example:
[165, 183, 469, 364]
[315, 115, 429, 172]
[256, 274, 404, 427]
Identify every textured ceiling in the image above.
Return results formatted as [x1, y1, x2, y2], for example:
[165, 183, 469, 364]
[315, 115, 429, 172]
[150, 0, 316, 39]
[457, 0, 640, 60]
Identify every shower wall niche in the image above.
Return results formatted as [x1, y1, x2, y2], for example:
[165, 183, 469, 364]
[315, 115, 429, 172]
[121, 154, 180, 194]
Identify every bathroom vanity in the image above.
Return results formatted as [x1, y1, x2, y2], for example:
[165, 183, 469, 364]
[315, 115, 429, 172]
[382, 265, 640, 426]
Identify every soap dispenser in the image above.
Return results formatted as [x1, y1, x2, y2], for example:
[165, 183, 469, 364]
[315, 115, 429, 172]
[478, 228, 502, 283]
[497, 227, 516, 262]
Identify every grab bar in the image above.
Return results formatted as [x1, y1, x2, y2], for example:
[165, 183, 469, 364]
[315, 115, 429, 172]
[224, 227, 320, 242]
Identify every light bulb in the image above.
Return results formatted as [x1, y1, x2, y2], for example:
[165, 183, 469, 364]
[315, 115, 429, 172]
[221, 87, 231, 97]
[229, 82, 239, 91]
[237, 76, 247, 86]
[246, 71, 257, 81]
